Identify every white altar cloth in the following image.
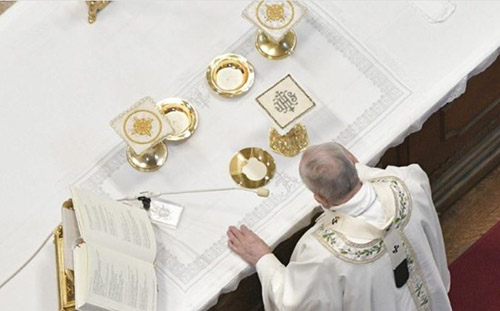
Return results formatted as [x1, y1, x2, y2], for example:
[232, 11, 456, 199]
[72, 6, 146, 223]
[1, 1, 500, 311]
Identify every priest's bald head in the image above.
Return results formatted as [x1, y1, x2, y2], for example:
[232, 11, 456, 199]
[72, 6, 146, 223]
[299, 142, 362, 207]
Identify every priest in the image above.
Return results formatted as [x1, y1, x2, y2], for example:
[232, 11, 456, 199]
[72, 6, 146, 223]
[227, 142, 451, 311]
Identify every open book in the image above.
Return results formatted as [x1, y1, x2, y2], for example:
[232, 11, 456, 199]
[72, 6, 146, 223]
[70, 186, 157, 311]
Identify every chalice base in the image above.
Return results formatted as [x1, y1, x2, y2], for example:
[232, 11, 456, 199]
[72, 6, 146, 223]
[126, 141, 168, 172]
[255, 30, 297, 60]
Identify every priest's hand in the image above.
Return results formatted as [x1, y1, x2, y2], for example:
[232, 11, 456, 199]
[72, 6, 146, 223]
[227, 225, 271, 266]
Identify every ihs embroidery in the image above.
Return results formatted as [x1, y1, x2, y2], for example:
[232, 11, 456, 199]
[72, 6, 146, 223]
[273, 90, 298, 113]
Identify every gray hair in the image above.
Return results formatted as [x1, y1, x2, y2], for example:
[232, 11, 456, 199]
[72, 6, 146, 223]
[299, 142, 359, 204]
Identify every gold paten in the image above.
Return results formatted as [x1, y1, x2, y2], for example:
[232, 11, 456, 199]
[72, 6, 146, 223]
[157, 98, 198, 141]
[86, 1, 109, 24]
[229, 147, 276, 189]
[54, 222, 75, 311]
[269, 123, 309, 157]
[255, 30, 297, 60]
[126, 141, 168, 172]
[206, 54, 255, 98]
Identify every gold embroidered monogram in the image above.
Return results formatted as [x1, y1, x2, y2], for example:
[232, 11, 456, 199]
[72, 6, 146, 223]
[273, 90, 298, 113]
[256, 74, 316, 131]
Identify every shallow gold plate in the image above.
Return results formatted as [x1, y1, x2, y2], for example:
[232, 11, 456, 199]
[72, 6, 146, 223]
[157, 98, 198, 141]
[206, 54, 255, 97]
[229, 147, 276, 189]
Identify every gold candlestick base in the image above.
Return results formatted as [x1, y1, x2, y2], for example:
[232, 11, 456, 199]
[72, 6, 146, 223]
[126, 141, 168, 172]
[269, 123, 309, 157]
[255, 30, 297, 60]
[54, 224, 76, 311]
[86, 1, 109, 24]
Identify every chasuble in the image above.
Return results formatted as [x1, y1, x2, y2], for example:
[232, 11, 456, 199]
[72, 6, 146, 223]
[256, 163, 451, 311]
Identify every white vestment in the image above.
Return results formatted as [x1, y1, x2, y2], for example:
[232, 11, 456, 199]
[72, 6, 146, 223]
[256, 163, 451, 311]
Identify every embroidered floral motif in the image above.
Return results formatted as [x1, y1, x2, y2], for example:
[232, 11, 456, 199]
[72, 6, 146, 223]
[318, 228, 385, 263]
[314, 176, 410, 263]
[371, 177, 412, 229]
[402, 234, 431, 311]
[313, 176, 431, 310]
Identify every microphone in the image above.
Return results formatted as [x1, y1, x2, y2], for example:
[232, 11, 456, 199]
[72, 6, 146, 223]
[118, 187, 270, 202]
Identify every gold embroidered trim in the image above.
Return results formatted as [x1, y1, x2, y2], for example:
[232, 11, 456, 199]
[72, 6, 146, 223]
[314, 229, 386, 264]
[312, 175, 431, 309]
[401, 233, 432, 311]
[313, 176, 411, 263]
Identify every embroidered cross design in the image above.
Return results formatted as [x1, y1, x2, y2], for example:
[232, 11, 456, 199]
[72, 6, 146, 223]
[265, 4, 285, 22]
[392, 245, 400, 254]
[332, 216, 340, 225]
[132, 117, 154, 137]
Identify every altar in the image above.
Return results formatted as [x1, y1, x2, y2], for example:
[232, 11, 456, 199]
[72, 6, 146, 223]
[1, 2, 500, 311]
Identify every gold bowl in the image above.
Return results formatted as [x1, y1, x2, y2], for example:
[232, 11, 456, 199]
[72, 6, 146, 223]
[157, 98, 198, 141]
[229, 147, 276, 189]
[206, 54, 255, 97]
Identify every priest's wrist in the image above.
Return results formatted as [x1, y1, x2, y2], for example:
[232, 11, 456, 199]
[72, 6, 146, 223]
[250, 248, 272, 266]
[253, 251, 272, 266]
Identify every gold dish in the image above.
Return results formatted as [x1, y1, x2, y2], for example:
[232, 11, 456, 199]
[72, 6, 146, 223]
[229, 147, 276, 189]
[126, 141, 168, 172]
[157, 98, 198, 141]
[256, 30, 297, 60]
[206, 54, 255, 97]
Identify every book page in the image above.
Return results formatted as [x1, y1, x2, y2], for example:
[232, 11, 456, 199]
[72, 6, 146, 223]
[62, 206, 80, 270]
[71, 186, 156, 263]
[74, 243, 157, 311]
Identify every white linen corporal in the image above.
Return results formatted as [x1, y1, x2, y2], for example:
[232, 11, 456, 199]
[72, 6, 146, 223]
[256, 163, 451, 311]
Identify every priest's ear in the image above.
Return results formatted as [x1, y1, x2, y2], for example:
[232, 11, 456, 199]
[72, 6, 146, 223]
[339, 144, 358, 164]
[314, 193, 330, 208]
